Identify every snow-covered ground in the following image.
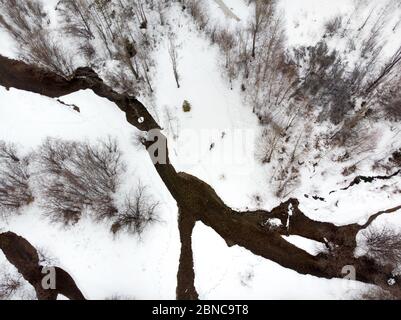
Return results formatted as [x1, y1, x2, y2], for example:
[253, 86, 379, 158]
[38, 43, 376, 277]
[0, 87, 180, 299]
[1, 0, 401, 300]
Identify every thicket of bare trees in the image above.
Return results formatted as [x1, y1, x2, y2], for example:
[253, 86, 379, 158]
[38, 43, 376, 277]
[182, 0, 401, 198]
[55, 0, 162, 95]
[0, 138, 158, 236]
[0, 270, 23, 300]
[111, 182, 159, 236]
[168, 33, 180, 89]
[352, 225, 401, 299]
[0, 141, 33, 215]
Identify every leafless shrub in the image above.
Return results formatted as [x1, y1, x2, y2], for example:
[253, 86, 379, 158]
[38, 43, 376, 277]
[274, 165, 300, 198]
[36, 138, 126, 225]
[168, 33, 180, 89]
[381, 78, 401, 121]
[37, 247, 59, 267]
[104, 68, 140, 96]
[186, 0, 208, 30]
[255, 121, 284, 164]
[249, 0, 276, 58]
[389, 149, 401, 167]
[342, 164, 357, 176]
[56, 0, 94, 40]
[0, 141, 33, 214]
[55, 0, 158, 95]
[359, 7, 388, 59]
[366, 45, 401, 94]
[250, 193, 264, 207]
[131, 131, 147, 148]
[356, 286, 397, 300]
[240, 269, 255, 287]
[0, 271, 22, 300]
[111, 183, 159, 236]
[0, 0, 74, 76]
[361, 226, 401, 267]
[294, 41, 357, 125]
[78, 40, 96, 61]
[324, 15, 343, 36]
[163, 106, 180, 140]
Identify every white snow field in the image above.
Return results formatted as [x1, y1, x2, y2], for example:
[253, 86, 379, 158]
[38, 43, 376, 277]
[1, 0, 401, 299]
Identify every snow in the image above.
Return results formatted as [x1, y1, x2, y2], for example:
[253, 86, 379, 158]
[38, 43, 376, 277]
[0, 87, 180, 299]
[192, 221, 366, 299]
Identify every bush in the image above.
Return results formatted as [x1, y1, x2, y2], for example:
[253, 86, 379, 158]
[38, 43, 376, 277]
[182, 100, 192, 112]
[361, 226, 401, 267]
[294, 41, 358, 125]
[36, 138, 126, 225]
[356, 287, 397, 300]
[0, 141, 33, 214]
[111, 183, 159, 236]
[186, 0, 208, 30]
[383, 94, 401, 121]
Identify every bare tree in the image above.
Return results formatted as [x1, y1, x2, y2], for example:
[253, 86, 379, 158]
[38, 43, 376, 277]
[111, 182, 159, 236]
[249, 0, 275, 58]
[255, 119, 284, 164]
[186, 0, 208, 30]
[163, 106, 180, 140]
[382, 80, 401, 121]
[356, 286, 398, 300]
[55, 0, 157, 96]
[361, 226, 401, 267]
[168, 34, 180, 88]
[0, 270, 22, 300]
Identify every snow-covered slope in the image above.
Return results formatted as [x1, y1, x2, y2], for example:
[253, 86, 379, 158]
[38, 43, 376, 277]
[0, 87, 179, 299]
